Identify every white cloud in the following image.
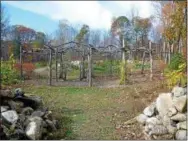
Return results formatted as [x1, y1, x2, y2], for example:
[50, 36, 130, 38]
[3, 1, 154, 30]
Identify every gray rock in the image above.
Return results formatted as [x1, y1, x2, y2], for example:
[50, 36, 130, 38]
[1, 106, 9, 113]
[8, 100, 24, 113]
[161, 115, 177, 134]
[144, 125, 151, 133]
[172, 86, 186, 97]
[162, 115, 171, 127]
[14, 88, 24, 97]
[53, 120, 59, 129]
[156, 93, 173, 117]
[2, 110, 18, 124]
[146, 117, 163, 125]
[15, 129, 25, 139]
[136, 114, 148, 125]
[171, 113, 186, 122]
[177, 121, 187, 130]
[44, 110, 53, 120]
[175, 130, 187, 140]
[167, 107, 178, 117]
[148, 123, 154, 130]
[166, 125, 177, 134]
[0, 90, 14, 98]
[18, 114, 26, 123]
[152, 134, 174, 140]
[21, 107, 34, 116]
[9, 129, 25, 140]
[149, 125, 168, 135]
[31, 110, 45, 117]
[45, 119, 57, 131]
[156, 115, 162, 120]
[143, 102, 156, 117]
[42, 121, 48, 128]
[25, 116, 43, 140]
[173, 95, 187, 113]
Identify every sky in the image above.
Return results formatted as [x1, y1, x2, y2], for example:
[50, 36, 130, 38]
[2, 1, 155, 35]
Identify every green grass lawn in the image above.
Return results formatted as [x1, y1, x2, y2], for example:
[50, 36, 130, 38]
[23, 86, 148, 140]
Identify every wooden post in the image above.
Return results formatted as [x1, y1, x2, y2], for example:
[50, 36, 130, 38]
[122, 37, 126, 84]
[164, 42, 168, 64]
[55, 48, 58, 82]
[80, 55, 85, 80]
[110, 53, 113, 76]
[79, 57, 82, 80]
[20, 45, 23, 80]
[49, 49, 52, 86]
[59, 52, 64, 79]
[171, 44, 174, 54]
[82, 50, 86, 78]
[88, 47, 92, 87]
[149, 41, 153, 81]
[141, 51, 146, 74]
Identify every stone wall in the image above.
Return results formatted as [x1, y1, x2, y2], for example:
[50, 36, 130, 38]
[137, 86, 187, 140]
[0, 88, 59, 140]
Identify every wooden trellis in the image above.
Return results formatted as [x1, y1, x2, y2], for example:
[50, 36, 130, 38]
[19, 39, 157, 87]
[43, 40, 125, 87]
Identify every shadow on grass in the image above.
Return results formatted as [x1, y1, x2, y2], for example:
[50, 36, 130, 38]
[48, 107, 84, 140]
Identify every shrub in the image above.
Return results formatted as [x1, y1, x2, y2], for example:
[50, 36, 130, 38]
[1, 54, 19, 85]
[165, 53, 187, 88]
[168, 53, 185, 70]
[14, 63, 36, 79]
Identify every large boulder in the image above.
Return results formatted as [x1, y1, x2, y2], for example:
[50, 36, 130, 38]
[170, 113, 186, 122]
[172, 86, 186, 97]
[25, 116, 43, 140]
[175, 130, 187, 140]
[143, 102, 156, 117]
[2, 110, 18, 124]
[173, 95, 187, 113]
[156, 93, 173, 117]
